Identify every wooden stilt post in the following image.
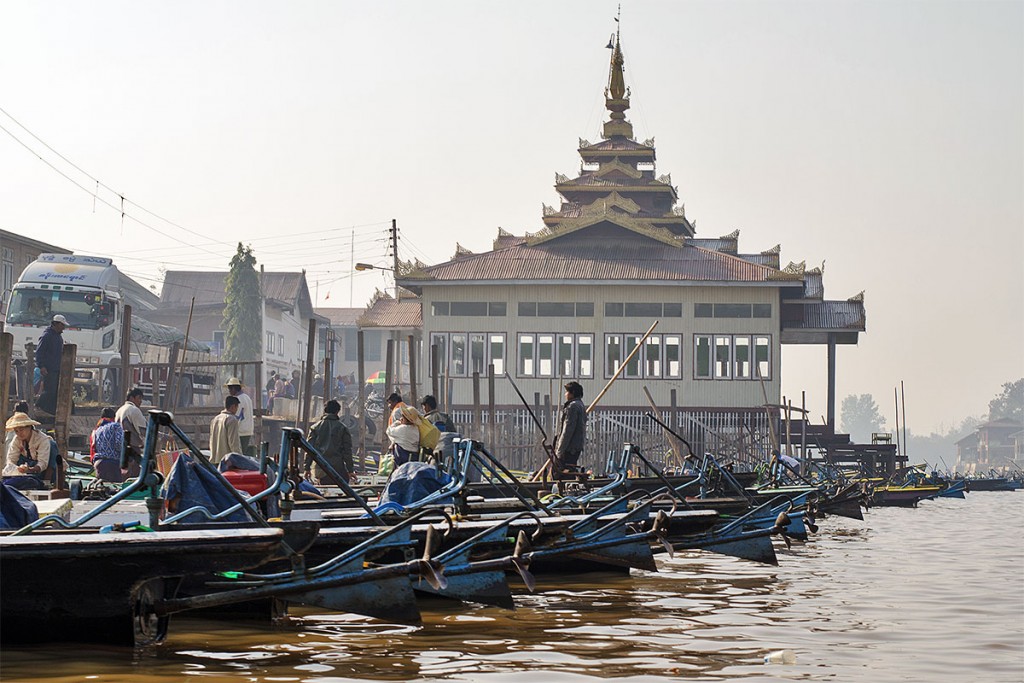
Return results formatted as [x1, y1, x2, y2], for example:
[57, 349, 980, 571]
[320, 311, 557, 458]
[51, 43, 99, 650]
[0, 332, 12, 418]
[472, 371, 481, 438]
[407, 334, 418, 406]
[54, 343, 77, 489]
[301, 318, 316, 431]
[356, 330, 366, 469]
[487, 363, 496, 449]
[119, 305, 132, 402]
[163, 342, 180, 411]
[383, 338, 394, 440]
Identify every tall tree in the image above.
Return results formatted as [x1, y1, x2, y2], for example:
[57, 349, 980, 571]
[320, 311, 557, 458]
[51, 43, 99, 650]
[840, 394, 887, 443]
[222, 243, 262, 362]
[988, 378, 1023, 423]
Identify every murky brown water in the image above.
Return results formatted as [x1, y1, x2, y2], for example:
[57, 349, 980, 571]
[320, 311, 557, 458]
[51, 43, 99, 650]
[2, 492, 1022, 682]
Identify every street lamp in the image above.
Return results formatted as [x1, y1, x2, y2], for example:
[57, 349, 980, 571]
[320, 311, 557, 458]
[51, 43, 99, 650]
[355, 262, 393, 272]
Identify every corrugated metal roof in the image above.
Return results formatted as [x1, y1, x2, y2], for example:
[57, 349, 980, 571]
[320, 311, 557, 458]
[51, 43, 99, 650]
[689, 237, 738, 254]
[786, 300, 865, 330]
[802, 271, 824, 299]
[160, 271, 315, 319]
[407, 239, 796, 285]
[316, 307, 363, 326]
[738, 253, 778, 268]
[358, 297, 422, 329]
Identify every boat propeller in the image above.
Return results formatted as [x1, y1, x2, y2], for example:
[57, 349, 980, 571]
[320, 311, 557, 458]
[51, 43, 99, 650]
[415, 524, 448, 591]
[771, 510, 793, 549]
[510, 529, 536, 592]
[651, 509, 674, 559]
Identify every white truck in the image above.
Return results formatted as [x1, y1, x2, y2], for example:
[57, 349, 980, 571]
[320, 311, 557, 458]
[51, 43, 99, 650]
[4, 253, 212, 405]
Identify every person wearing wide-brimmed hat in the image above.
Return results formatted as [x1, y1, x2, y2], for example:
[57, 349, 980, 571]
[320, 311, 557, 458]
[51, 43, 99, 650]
[3, 412, 52, 490]
[224, 377, 254, 456]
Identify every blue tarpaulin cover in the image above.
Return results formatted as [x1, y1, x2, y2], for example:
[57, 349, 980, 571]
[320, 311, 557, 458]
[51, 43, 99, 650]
[378, 461, 453, 507]
[0, 483, 39, 529]
[163, 453, 253, 523]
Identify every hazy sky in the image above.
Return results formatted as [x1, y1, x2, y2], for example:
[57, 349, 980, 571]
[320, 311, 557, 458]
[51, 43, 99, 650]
[2, 1, 1021, 434]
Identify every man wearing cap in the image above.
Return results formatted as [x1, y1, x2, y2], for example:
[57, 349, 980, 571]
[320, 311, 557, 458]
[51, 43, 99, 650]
[3, 412, 52, 489]
[225, 378, 255, 456]
[34, 314, 67, 415]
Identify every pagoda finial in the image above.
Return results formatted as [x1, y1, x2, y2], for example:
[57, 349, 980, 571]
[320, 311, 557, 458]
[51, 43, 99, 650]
[602, 6, 633, 140]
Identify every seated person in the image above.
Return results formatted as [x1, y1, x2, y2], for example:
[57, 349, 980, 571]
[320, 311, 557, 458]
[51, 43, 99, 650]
[90, 407, 126, 482]
[3, 412, 52, 490]
[386, 406, 421, 468]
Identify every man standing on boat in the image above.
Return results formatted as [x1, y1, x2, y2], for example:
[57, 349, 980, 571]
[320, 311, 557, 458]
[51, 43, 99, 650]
[34, 314, 67, 416]
[209, 395, 242, 464]
[305, 399, 353, 485]
[553, 381, 586, 479]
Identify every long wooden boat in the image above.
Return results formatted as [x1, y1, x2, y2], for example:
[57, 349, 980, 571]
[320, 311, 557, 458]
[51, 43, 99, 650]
[0, 527, 292, 646]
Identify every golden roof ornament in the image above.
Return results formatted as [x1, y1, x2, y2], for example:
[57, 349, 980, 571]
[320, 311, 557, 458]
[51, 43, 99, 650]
[602, 7, 634, 140]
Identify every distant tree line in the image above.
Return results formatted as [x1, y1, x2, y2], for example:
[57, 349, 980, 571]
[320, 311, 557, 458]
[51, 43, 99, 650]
[839, 378, 1023, 466]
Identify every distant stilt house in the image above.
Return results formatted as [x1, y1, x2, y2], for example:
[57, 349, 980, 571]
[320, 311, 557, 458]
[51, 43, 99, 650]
[955, 418, 1024, 474]
[395, 32, 869, 471]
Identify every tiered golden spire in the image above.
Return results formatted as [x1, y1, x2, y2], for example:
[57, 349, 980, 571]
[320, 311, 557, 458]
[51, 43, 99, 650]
[603, 7, 633, 139]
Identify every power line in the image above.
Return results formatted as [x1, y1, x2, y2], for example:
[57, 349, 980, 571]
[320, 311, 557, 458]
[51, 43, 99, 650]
[0, 120, 230, 258]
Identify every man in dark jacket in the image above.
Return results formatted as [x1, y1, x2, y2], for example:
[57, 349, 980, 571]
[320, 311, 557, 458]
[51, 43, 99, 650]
[34, 315, 67, 415]
[420, 394, 455, 432]
[305, 399, 353, 485]
[553, 381, 586, 478]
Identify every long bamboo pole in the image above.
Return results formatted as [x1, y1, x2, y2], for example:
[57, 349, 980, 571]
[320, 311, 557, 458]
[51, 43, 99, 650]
[587, 320, 659, 413]
[531, 320, 660, 483]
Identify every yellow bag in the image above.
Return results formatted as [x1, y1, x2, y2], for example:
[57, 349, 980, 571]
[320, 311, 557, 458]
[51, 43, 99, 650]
[416, 418, 441, 451]
[378, 452, 394, 478]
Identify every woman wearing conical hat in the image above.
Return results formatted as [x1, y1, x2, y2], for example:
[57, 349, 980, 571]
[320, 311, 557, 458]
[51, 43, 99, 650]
[3, 412, 52, 490]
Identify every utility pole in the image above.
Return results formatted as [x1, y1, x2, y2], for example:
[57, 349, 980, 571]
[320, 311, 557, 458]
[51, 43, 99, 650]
[390, 218, 400, 300]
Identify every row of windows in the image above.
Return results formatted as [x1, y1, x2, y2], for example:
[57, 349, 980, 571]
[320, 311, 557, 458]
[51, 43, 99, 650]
[605, 302, 682, 318]
[429, 331, 772, 381]
[428, 300, 771, 320]
[431, 301, 507, 317]
[695, 303, 772, 319]
[264, 331, 306, 359]
[430, 332, 507, 377]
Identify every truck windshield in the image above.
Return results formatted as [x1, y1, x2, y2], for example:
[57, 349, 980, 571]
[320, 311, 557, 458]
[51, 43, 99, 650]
[5, 289, 112, 330]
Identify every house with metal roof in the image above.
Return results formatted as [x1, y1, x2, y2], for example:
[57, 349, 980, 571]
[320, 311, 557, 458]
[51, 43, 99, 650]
[398, 31, 865, 463]
[150, 270, 326, 387]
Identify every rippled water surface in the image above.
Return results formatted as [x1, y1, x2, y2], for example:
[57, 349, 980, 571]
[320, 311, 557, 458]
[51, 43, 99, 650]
[2, 492, 1022, 682]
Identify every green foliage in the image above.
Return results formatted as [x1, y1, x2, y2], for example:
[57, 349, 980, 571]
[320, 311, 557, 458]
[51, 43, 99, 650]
[840, 393, 887, 443]
[987, 378, 1023, 423]
[222, 243, 262, 362]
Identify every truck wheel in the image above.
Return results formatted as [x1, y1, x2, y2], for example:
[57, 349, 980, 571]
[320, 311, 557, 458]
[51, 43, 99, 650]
[176, 377, 193, 408]
[101, 368, 119, 405]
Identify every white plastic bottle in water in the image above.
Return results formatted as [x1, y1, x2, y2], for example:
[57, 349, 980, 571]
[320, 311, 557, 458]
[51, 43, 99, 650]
[764, 649, 797, 665]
